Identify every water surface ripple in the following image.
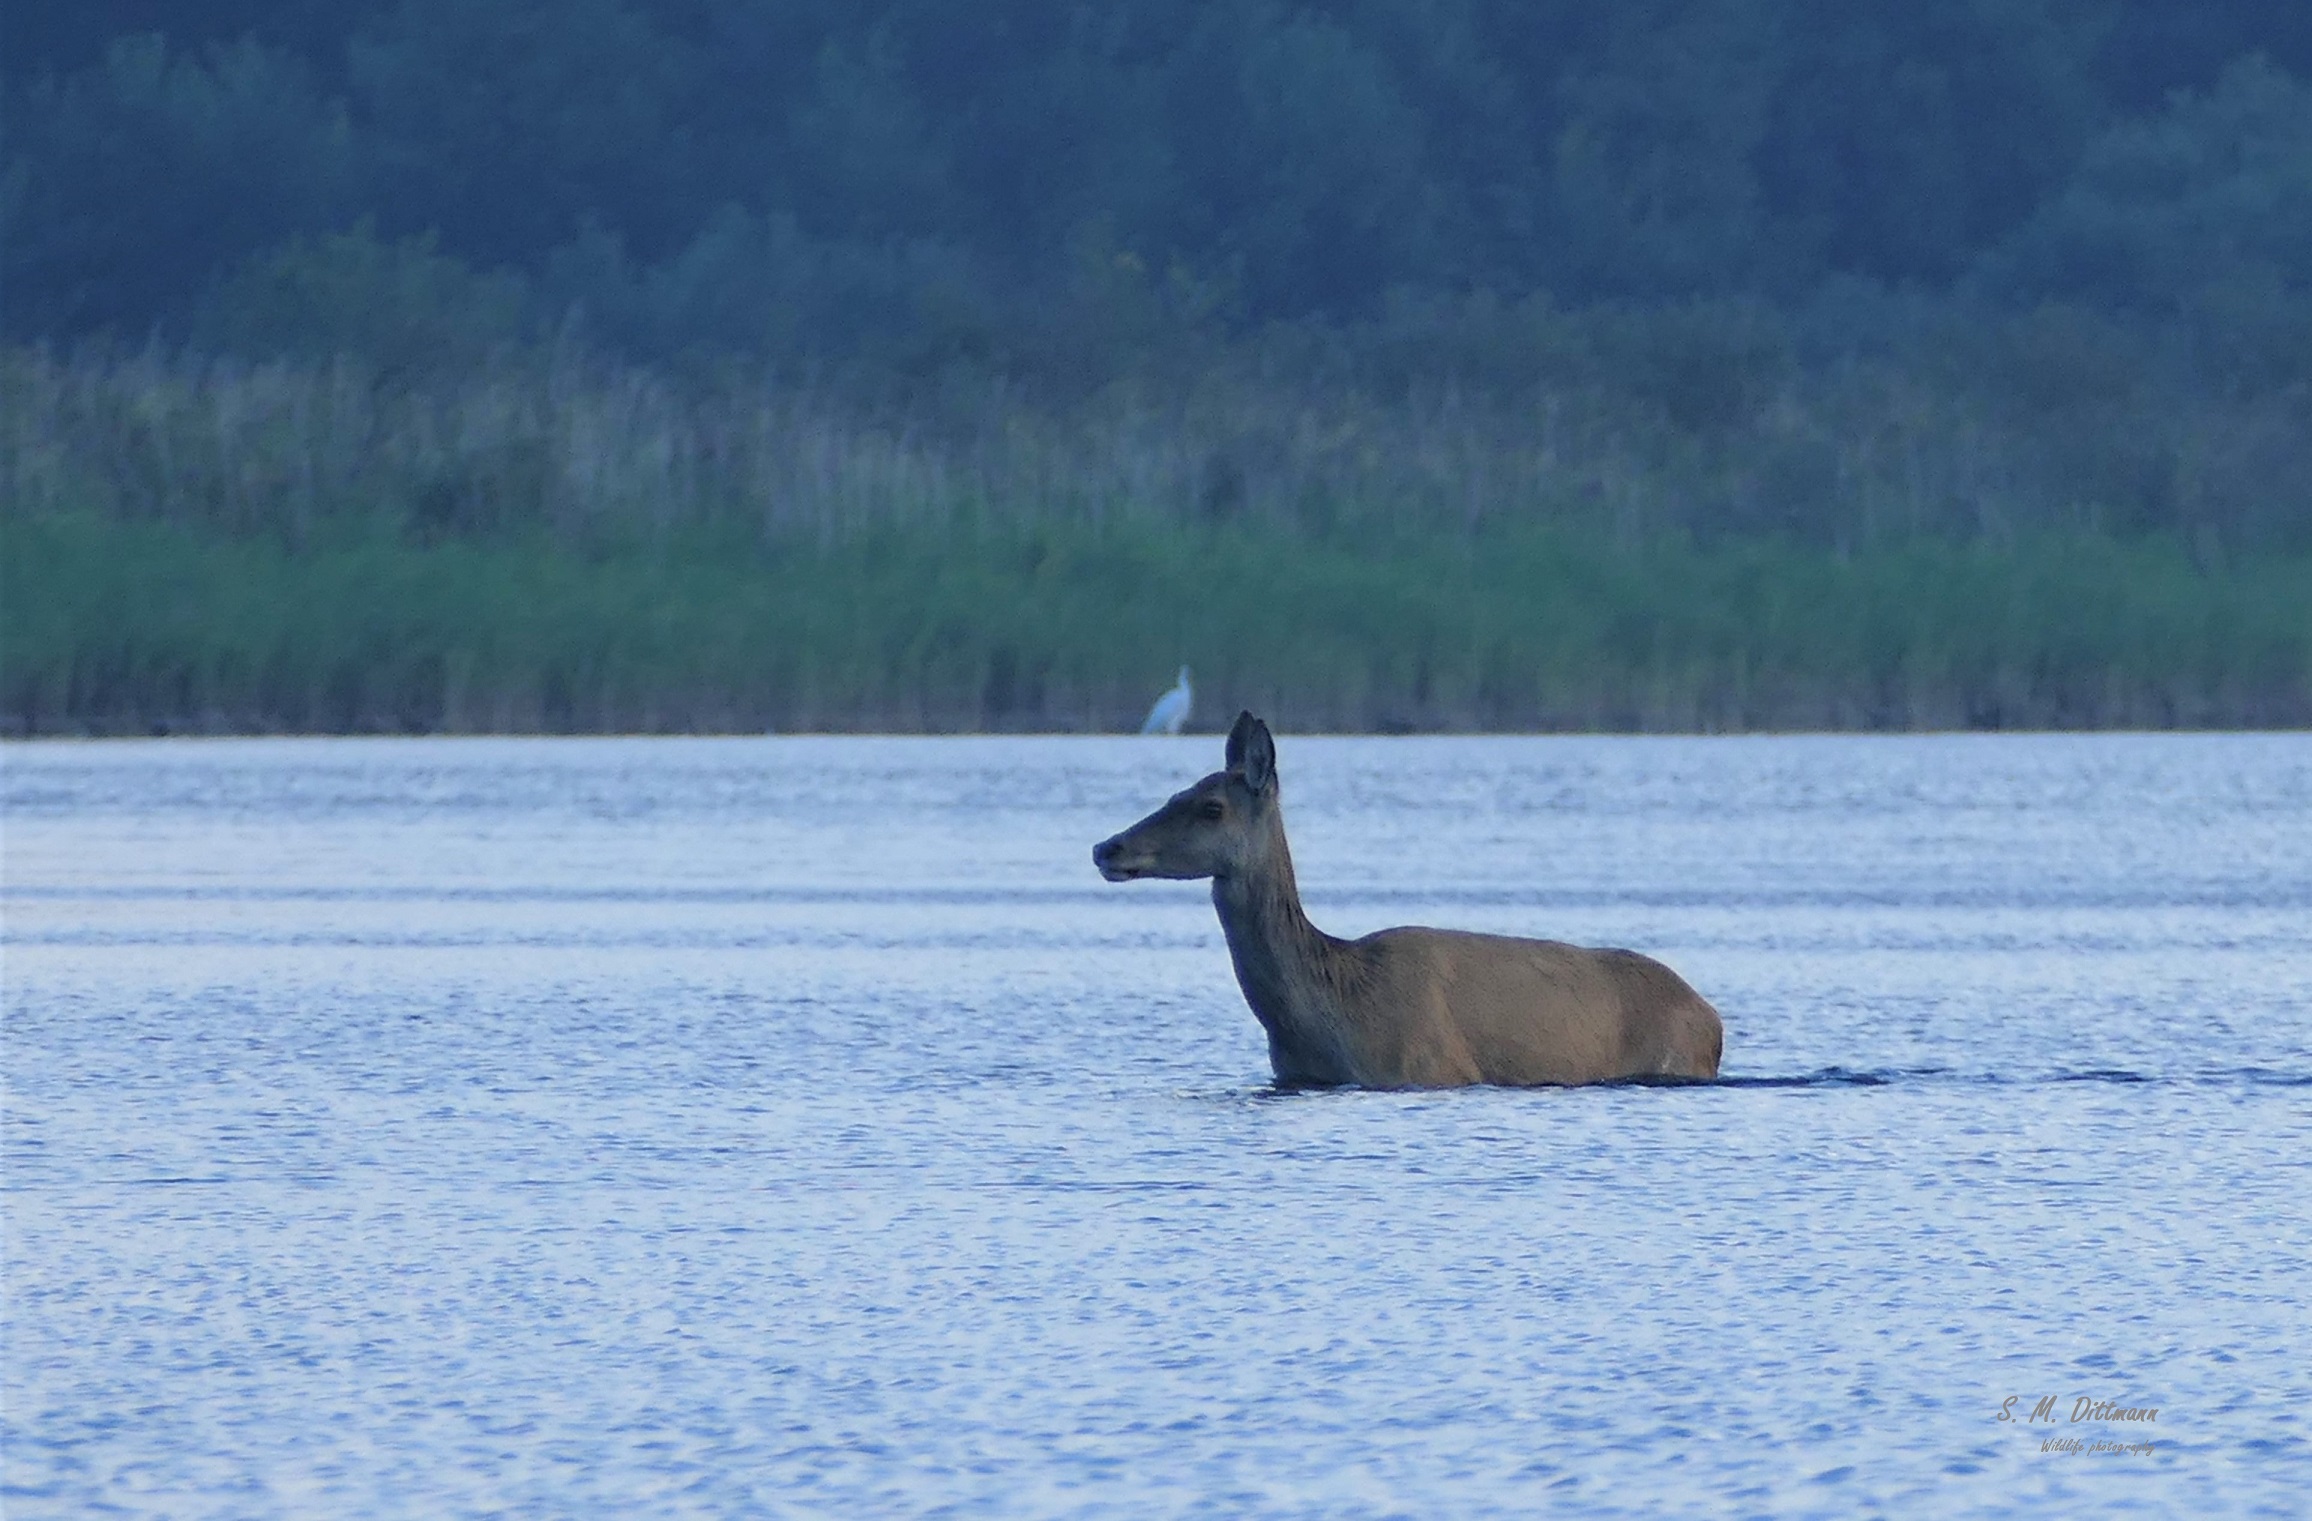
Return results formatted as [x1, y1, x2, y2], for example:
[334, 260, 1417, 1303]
[5, 734, 2309, 1516]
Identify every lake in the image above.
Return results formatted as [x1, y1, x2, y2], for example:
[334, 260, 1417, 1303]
[4, 733, 2309, 1516]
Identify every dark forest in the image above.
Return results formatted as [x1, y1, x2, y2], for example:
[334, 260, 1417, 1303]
[5, 2, 2310, 730]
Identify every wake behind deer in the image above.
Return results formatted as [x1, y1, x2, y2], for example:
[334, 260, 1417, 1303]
[1093, 712, 1724, 1088]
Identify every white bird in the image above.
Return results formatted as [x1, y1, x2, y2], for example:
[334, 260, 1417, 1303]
[1140, 666, 1193, 735]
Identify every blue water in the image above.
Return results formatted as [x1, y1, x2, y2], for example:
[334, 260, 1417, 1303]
[5, 733, 2310, 1516]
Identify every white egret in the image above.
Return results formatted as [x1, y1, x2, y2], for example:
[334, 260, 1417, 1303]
[1139, 666, 1193, 735]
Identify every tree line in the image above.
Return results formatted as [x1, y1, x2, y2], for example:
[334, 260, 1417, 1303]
[5, 1, 2311, 554]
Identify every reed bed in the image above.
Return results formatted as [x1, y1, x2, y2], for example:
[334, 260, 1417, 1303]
[10, 511, 2306, 734]
[15, 323, 2296, 551]
[4, 343, 2307, 733]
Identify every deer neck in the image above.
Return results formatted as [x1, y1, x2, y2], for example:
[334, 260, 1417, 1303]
[1210, 808, 1357, 1085]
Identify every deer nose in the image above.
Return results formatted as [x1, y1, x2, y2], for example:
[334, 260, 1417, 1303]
[1093, 835, 1139, 881]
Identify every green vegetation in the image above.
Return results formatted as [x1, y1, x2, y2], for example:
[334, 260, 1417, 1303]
[6, 334, 2310, 734]
[5, 4, 2309, 731]
[12, 501, 2307, 736]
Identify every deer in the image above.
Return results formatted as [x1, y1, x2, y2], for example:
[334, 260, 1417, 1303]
[1092, 711, 1724, 1088]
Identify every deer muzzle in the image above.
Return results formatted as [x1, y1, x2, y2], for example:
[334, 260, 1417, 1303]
[1092, 834, 1147, 882]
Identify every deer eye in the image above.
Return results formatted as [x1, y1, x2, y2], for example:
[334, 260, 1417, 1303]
[1198, 800, 1226, 821]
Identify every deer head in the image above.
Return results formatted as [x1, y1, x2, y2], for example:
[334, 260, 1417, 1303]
[1093, 711, 1279, 882]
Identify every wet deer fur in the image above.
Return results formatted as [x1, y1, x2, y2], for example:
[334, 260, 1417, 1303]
[1093, 712, 1723, 1088]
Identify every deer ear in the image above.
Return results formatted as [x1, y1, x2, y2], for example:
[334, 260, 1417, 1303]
[1239, 716, 1276, 795]
[1225, 710, 1258, 771]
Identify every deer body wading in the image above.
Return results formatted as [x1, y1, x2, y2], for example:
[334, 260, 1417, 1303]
[1093, 713, 1723, 1088]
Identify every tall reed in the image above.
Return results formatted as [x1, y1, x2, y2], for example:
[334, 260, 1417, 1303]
[6, 338, 2307, 733]
[9, 511, 2306, 734]
[8, 323, 2298, 555]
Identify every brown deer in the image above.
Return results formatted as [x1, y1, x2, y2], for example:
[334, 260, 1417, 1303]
[1093, 712, 1723, 1088]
